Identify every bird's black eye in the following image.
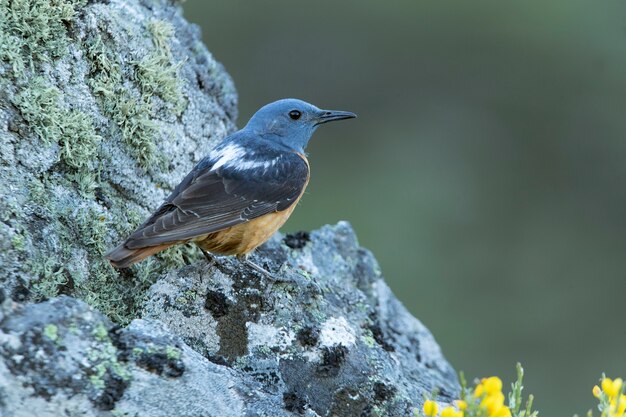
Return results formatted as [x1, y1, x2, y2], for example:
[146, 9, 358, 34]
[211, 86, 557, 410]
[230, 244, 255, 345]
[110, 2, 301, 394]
[288, 110, 301, 120]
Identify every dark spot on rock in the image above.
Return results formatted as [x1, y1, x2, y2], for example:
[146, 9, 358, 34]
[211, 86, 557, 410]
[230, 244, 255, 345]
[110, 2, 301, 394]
[329, 387, 370, 417]
[437, 386, 454, 400]
[254, 370, 281, 386]
[11, 284, 30, 302]
[416, 353, 422, 362]
[95, 188, 112, 208]
[92, 372, 129, 411]
[7, 119, 19, 132]
[0, 288, 5, 304]
[372, 382, 396, 403]
[214, 271, 269, 360]
[117, 267, 134, 280]
[316, 344, 348, 377]
[56, 274, 75, 295]
[296, 326, 319, 347]
[196, 72, 205, 89]
[283, 231, 310, 249]
[368, 323, 395, 352]
[204, 290, 231, 318]
[283, 391, 307, 414]
[135, 351, 185, 378]
[162, 292, 198, 318]
[108, 325, 130, 358]
[207, 354, 231, 367]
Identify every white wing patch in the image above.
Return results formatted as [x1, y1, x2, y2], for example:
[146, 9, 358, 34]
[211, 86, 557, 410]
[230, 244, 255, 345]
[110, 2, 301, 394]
[209, 143, 280, 172]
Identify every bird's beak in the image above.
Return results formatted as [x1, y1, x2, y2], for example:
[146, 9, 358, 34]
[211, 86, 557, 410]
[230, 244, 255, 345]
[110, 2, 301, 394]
[315, 109, 357, 125]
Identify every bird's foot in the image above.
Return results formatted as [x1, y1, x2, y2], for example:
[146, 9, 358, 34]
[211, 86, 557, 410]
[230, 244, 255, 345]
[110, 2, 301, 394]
[237, 254, 289, 283]
[242, 258, 279, 280]
[201, 249, 223, 271]
[201, 249, 214, 262]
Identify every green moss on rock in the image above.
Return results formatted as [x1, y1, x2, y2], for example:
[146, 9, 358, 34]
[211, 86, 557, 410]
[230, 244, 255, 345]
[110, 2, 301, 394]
[0, 0, 88, 73]
[0, 0, 237, 326]
[11, 76, 102, 171]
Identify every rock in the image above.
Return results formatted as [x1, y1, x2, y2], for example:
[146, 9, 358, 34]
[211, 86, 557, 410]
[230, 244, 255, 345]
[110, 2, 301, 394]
[0, 224, 459, 417]
[0, 0, 237, 323]
[143, 222, 459, 416]
[0, 296, 280, 417]
[0, 0, 459, 415]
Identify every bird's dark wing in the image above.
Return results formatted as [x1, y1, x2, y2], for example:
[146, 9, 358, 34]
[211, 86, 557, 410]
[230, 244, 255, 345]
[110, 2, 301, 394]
[124, 150, 309, 249]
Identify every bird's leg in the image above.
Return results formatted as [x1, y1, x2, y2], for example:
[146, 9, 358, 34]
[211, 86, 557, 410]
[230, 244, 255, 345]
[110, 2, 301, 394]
[200, 248, 221, 270]
[237, 254, 279, 281]
[201, 248, 214, 263]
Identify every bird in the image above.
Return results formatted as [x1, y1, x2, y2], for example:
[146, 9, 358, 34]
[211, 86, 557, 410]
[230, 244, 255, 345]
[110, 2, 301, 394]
[105, 98, 356, 274]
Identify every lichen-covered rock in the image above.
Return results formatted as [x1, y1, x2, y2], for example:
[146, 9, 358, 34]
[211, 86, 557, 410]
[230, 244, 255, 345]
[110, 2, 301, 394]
[143, 222, 459, 416]
[0, 0, 237, 323]
[0, 296, 286, 417]
[0, 0, 459, 415]
[0, 224, 459, 417]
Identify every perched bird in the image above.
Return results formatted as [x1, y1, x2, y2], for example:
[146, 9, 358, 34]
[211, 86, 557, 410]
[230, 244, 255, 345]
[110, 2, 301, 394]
[106, 98, 356, 272]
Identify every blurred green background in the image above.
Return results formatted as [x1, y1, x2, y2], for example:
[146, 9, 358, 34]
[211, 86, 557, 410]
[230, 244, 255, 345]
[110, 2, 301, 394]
[183, 1, 626, 415]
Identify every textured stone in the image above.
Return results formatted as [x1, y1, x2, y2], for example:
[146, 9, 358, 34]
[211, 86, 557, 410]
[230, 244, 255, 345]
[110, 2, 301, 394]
[0, 0, 237, 323]
[0, 224, 459, 417]
[142, 222, 459, 416]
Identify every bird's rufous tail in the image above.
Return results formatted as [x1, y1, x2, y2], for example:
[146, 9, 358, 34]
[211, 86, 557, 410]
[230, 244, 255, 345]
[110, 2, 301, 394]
[105, 242, 173, 268]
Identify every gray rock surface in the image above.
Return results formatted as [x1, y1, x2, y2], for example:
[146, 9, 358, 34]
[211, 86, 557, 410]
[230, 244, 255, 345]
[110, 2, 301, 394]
[0, 0, 237, 323]
[144, 223, 460, 416]
[0, 224, 459, 417]
[0, 0, 459, 415]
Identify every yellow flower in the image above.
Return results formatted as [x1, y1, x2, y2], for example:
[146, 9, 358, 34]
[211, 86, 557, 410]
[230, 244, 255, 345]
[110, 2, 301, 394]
[423, 400, 438, 417]
[483, 377, 503, 395]
[455, 400, 468, 411]
[601, 377, 612, 394]
[490, 407, 512, 417]
[593, 385, 602, 398]
[615, 394, 626, 415]
[603, 378, 623, 398]
[475, 382, 485, 397]
[481, 391, 505, 413]
[441, 406, 457, 417]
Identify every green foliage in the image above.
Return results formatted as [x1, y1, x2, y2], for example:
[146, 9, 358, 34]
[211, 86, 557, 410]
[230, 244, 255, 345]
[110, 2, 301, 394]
[77, 257, 161, 325]
[415, 365, 626, 417]
[92, 322, 109, 341]
[507, 364, 535, 417]
[416, 364, 537, 417]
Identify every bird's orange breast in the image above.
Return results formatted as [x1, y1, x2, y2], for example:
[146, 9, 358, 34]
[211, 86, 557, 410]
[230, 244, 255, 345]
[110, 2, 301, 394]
[193, 153, 310, 256]
[193, 201, 300, 255]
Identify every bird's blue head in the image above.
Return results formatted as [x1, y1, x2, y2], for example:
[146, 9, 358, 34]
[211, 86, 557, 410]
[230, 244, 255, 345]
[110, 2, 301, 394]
[243, 98, 356, 153]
